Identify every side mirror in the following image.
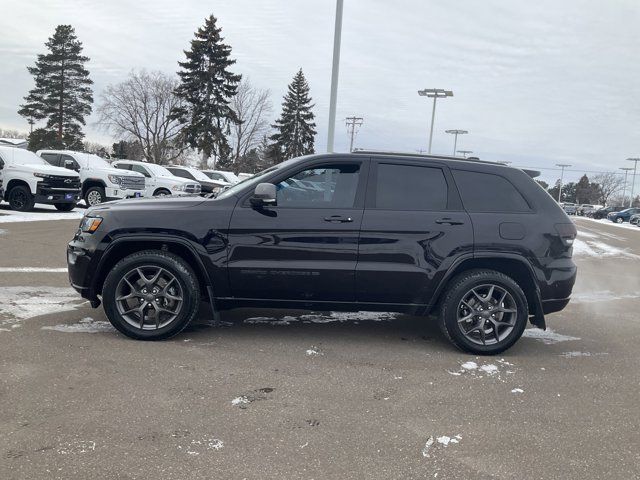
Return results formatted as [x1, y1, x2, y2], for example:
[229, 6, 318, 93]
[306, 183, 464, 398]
[64, 160, 78, 171]
[250, 183, 277, 207]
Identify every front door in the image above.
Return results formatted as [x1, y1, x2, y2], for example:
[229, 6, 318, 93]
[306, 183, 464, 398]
[356, 159, 473, 306]
[227, 160, 368, 302]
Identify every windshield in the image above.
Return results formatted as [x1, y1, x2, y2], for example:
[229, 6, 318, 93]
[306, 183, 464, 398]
[75, 153, 111, 169]
[145, 163, 173, 177]
[0, 148, 47, 166]
[186, 168, 212, 182]
[215, 164, 289, 200]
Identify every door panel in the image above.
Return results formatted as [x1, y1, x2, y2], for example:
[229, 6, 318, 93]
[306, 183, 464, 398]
[356, 160, 473, 305]
[227, 161, 367, 301]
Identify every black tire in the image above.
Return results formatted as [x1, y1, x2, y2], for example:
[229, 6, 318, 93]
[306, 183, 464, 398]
[54, 203, 76, 212]
[85, 186, 106, 206]
[8, 185, 35, 212]
[615, 217, 624, 224]
[439, 269, 528, 355]
[153, 188, 171, 197]
[102, 250, 200, 340]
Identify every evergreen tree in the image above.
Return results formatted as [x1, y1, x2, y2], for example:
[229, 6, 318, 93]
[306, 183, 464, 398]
[271, 69, 316, 161]
[19, 25, 93, 149]
[172, 15, 241, 168]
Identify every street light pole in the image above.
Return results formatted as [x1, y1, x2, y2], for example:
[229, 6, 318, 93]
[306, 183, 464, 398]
[626, 158, 640, 207]
[326, 0, 344, 153]
[445, 129, 468, 156]
[418, 89, 453, 154]
[620, 167, 634, 206]
[556, 163, 572, 202]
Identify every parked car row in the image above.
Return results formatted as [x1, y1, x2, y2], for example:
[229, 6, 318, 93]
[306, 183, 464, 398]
[0, 146, 251, 211]
[607, 207, 640, 224]
[559, 202, 604, 216]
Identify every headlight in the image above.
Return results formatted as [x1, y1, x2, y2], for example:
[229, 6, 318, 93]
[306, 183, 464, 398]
[79, 216, 103, 233]
[34, 173, 51, 179]
[172, 184, 186, 191]
[107, 174, 122, 185]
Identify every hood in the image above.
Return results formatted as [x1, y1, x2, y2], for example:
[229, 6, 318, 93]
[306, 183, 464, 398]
[11, 163, 80, 177]
[83, 166, 144, 177]
[157, 174, 195, 185]
[87, 195, 207, 215]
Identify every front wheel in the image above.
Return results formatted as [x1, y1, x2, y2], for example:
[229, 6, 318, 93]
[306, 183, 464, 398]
[102, 250, 200, 340]
[8, 185, 35, 212]
[153, 188, 171, 197]
[85, 186, 106, 206]
[616, 217, 624, 224]
[54, 203, 76, 212]
[439, 269, 528, 355]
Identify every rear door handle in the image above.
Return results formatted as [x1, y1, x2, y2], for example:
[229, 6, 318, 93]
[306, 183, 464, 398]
[324, 215, 353, 223]
[435, 217, 464, 225]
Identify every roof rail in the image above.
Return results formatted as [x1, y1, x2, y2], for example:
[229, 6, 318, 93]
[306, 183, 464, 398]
[351, 149, 506, 165]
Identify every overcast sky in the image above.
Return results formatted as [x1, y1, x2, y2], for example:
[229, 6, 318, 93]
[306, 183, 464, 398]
[1, 0, 639, 183]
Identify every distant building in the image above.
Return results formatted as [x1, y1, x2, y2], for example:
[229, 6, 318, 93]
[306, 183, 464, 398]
[0, 138, 28, 149]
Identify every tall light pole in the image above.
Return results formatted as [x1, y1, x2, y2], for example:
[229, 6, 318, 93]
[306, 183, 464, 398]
[556, 163, 572, 202]
[418, 88, 453, 154]
[345, 116, 363, 152]
[445, 129, 468, 156]
[457, 150, 472, 158]
[326, 0, 344, 153]
[620, 167, 634, 206]
[626, 158, 640, 207]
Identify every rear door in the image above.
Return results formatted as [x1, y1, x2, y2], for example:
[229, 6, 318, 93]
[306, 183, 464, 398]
[356, 158, 473, 306]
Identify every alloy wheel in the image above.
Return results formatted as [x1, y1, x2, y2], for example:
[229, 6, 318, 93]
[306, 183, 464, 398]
[10, 190, 27, 209]
[456, 284, 517, 346]
[87, 190, 102, 206]
[115, 265, 184, 330]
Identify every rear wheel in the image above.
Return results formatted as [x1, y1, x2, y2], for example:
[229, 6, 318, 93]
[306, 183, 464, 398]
[102, 250, 200, 340]
[85, 186, 106, 206]
[439, 269, 528, 355]
[8, 185, 35, 212]
[54, 203, 76, 212]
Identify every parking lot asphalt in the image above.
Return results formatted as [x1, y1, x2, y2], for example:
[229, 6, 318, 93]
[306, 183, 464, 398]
[1, 215, 639, 479]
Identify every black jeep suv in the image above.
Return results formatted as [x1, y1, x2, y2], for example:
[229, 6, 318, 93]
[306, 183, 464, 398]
[67, 152, 577, 354]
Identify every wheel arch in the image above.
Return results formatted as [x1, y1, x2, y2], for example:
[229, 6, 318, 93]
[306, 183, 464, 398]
[430, 255, 544, 327]
[93, 236, 213, 301]
[5, 179, 33, 199]
[82, 179, 107, 196]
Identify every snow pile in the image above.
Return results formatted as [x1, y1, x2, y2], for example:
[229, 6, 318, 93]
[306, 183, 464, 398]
[572, 238, 639, 259]
[306, 346, 323, 356]
[422, 434, 462, 457]
[522, 328, 580, 344]
[0, 286, 85, 326]
[42, 317, 114, 334]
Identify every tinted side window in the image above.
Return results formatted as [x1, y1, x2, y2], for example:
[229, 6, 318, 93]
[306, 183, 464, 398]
[131, 165, 150, 177]
[452, 170, 530, 212]
[114, 163, 131, 170]
[41, 153, 60, 166]
[276, 164, 360, 208]
[168, 168, 192, 180]
[375, 163, 448, 211]
[60, 154, 79, 170]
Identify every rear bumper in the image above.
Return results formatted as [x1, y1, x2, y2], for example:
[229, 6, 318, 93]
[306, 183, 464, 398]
[541, 297, 571, 315]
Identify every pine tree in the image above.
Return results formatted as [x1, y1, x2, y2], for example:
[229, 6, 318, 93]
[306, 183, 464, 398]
[271, 69, 316, 161]
[18, 25, 93, 149]
[172, 15, 241, 169]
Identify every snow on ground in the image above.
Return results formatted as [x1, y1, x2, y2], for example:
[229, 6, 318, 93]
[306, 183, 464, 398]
[577, 216, 640, 232]
[560, 351, 608, 358]
[570, 291, 640, 303]
[511, 388, 524, 394]
[0, 204, 83, 223]
[42, 317, 114, 334]
[0, 286, 85, 327]
[422, 434, 462, 458]
[0, 267, 68, 273]
[176, 437, 224, 455]
[572, 238, 640, 259]
[522, 328, 580, 344]
[448, 358, 514, 380]
[244, 311, 398, 326]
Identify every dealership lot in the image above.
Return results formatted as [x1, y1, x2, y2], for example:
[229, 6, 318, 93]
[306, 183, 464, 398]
[1, 215, 639, 479]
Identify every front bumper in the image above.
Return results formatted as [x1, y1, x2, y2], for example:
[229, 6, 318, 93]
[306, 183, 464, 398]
[35, 186, 81, 204]
[105, 186, 145, 200]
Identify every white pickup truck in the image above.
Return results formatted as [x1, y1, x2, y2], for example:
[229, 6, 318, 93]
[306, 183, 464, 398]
[0, 146, 81, 211]
[111, 159, 201, 197]
[37, 150, 146, 206]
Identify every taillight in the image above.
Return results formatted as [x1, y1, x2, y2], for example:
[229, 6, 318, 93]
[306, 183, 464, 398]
[555, 223, 577, 247]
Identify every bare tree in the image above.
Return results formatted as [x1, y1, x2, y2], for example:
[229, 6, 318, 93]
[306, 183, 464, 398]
[97, 70, 184, 164]
[592, 172, 625, 205]
[229, 78, 272, 167]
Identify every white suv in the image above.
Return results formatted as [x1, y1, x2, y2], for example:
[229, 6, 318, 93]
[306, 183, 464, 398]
[111, 160, 201, 197]
[37, 150, 146, 206]
[0, 146, 81, 211]
[201, 169, 240, 185]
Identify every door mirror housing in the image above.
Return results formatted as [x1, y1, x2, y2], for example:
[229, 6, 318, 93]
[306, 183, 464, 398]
[250, 183, 277, 207]
[64, 159, 78, 171]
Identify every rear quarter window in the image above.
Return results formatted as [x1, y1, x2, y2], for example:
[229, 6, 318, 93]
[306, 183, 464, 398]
[452, 170, 531, 212]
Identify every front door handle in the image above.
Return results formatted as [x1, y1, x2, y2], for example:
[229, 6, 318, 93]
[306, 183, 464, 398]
[435, 217, 464, 225]
[324, 215, 353, 223]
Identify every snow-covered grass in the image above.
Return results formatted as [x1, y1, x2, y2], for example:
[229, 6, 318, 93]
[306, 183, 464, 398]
[577, 216, 640, 232]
